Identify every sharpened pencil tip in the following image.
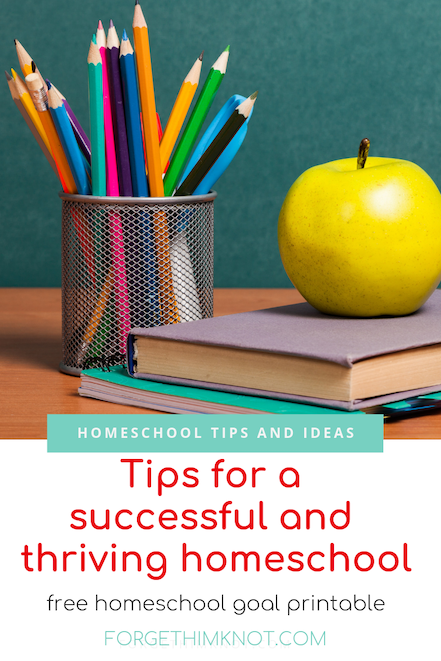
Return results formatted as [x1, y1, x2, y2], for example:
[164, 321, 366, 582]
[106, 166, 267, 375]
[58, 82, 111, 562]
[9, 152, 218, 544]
[135, 0, 140, 5]
[225, 45, 230, 52]
[31, 61, 36, 73]
[250, 91, 258, 100]
[109, 19, 114, 28]
[14, 39, 17, 45]
[5, 70, 12, 81]
[98, 20, 103, 30]
[46, 79, 52, 90]
[199, 51, 204, 61]
[122, 29, 128, 40]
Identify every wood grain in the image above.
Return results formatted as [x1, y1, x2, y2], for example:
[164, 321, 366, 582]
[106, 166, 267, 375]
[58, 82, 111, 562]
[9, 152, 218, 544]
[0, 288, 439, 440]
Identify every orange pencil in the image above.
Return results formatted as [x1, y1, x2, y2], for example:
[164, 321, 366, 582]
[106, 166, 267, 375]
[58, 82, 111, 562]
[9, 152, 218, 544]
[132, 0, 179, 323]
[132, 0, 163, 196]
[160, 52, 203, 170]
[14, 39, 47, 91]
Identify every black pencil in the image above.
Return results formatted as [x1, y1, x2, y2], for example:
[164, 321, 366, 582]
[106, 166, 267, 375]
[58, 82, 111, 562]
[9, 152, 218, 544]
[175, 91, 258, 196]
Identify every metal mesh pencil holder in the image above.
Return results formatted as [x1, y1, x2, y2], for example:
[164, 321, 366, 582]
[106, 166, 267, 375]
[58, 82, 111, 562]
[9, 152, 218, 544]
[59, 191, 216, 375]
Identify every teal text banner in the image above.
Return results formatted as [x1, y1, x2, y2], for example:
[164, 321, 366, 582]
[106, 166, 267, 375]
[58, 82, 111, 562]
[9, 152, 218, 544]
[47, 414, 383, 453]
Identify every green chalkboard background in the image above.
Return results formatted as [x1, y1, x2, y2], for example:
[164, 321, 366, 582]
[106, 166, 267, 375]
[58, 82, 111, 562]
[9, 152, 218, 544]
[1, 0, 441, 286]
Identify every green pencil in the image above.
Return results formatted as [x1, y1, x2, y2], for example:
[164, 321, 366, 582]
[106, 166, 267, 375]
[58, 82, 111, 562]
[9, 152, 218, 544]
[164, 45, 230, 196]
[176, 91, 258, 196]
[87, 35, 106, 196]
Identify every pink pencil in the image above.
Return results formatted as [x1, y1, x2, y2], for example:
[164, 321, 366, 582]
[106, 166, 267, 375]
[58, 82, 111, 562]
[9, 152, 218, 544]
[109, 209, 131, 354]
[96, 20, 118, 195]
[96, 20, 130, 353]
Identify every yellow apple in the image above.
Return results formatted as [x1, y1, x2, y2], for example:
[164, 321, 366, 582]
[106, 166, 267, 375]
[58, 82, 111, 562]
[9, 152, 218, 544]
[278, 156, 441, 317]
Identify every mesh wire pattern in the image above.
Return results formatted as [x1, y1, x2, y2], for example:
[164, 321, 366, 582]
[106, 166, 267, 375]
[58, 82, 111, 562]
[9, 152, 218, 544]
[60, 192, 215, 373]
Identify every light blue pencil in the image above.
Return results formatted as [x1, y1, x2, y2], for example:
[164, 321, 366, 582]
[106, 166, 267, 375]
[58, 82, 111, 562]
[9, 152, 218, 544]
[47, 80, 91, 195]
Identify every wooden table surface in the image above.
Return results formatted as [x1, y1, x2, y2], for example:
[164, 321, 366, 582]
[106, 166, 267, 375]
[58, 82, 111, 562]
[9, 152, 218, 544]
[1, 288, 440, 440]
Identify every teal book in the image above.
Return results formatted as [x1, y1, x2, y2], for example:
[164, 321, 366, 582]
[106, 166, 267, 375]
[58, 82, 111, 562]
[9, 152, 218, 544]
[79, 366, 363, 415]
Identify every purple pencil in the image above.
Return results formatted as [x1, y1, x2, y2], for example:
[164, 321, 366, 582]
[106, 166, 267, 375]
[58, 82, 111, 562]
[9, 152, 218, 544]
[62, 96, 91, 164]
[106, 20, 132, 196]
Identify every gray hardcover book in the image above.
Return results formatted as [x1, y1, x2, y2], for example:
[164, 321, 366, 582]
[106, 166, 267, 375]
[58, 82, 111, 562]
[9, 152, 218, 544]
[127, 290, 441, 411]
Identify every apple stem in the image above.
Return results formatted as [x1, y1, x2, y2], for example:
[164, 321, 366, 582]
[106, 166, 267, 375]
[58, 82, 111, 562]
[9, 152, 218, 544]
[357, 138, 370, 169]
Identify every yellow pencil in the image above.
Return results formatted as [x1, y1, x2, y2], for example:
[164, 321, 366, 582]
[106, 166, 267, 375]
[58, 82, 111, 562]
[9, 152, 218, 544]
[160, 52, 203, 171]
[5, 70, 58, 178]
[132, 0, 163, 196]
[25, 72, 77, 193]
[12, 68, 53, 156]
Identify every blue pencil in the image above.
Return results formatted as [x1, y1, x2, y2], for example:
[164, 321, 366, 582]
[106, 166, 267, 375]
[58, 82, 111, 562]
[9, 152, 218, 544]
[119, 29, 159, 323]
[47, 81, 91, 195]
[119, 29, 148, 197]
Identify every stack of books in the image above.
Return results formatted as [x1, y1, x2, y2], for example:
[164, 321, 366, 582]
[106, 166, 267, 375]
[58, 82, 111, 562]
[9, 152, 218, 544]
[79, 291, 441, 416]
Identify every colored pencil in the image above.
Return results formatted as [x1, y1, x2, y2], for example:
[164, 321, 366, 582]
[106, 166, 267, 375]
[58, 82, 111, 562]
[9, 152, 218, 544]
[80, 142, 92, 182]
[14, 39, 47, 90]
[94, 21, 131, 346]
[140, 112, 167, 173]
[176, 91, 258, 196]
[119, 30, 148, 197]
[6, 70, 58, 178]
[154, 207, 180, 324]
[164, 46, 230, 196]
[132, 0, 163, 196]
[78, 268, 113, 363]
[97, 22, 132, 345]
[47, 81, 91, 195]
[141, 208, 161, 324]
[107, 20, 132, 196]
[170, 229, 202, 321]
[119, 28, 154, 324]
[109, 207, 132, 352]
[25, 72, 77, 193]
[119, 28, 149, 327]
[156, 112, 169, 171]
[132, 0, 179, 322]
[51, 83, 92, 165]
[87, 36, 106, 196]
[96, 19, 119, 196]
[160, 52, 203, 171]
[11, 69, 52, 153]
[70, 206, 96, 289]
